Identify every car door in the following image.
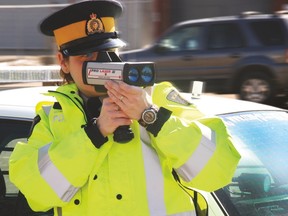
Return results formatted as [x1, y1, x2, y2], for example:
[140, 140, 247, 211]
[143, 21, 246, 93]
[198, 21, 247, 92]
[153, 21, 247, 93]
[0, 118, 32, 216]
[149, 24, 206, 83]
[0, 117, 53, 216]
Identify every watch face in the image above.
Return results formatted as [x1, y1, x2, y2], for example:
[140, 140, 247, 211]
[143, 110, 156, 124]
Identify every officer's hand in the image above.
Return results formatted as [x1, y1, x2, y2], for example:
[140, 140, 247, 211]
[105, 80, 151, 120]
[97, 97, 132, 137]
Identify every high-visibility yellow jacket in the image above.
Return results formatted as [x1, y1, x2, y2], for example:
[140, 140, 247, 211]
[9, 82, 240, 216]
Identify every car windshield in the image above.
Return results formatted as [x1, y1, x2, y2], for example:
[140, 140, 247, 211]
[218, 110, 288, 216]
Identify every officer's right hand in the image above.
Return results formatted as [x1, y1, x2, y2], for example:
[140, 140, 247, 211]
[97, 97, 132, 137]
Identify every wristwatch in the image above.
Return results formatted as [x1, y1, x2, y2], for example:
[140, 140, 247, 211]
[138, 105, 158, 128]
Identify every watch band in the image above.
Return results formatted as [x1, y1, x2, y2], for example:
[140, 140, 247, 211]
[138, 105, 158, 128]
[146, 107, 172, 137]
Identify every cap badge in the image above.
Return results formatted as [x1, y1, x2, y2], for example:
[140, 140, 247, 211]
[86, 13, 104, 35]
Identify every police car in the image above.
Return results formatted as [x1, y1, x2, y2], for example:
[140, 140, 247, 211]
[0, 84, 288, 216]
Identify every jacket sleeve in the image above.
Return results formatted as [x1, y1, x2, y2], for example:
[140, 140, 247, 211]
[150, 82, 241, 192]
[9, 104, 107, 211]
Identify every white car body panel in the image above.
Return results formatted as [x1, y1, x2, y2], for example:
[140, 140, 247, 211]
[0, 86, 57, 119]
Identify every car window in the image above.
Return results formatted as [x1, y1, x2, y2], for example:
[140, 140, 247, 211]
[207, 23, 245, 49]
[0, 119, 31, 195]
[158, 25, 202, 51]
[217, 111, 288, 216]
[249, 19, 286, 46]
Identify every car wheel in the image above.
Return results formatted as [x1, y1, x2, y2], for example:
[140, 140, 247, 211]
[239, 73, 274, 104]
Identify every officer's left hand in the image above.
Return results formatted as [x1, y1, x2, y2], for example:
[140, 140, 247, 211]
[105, 80, 152, 120]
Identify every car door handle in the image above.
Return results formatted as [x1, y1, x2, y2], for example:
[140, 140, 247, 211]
[230, 53, 241, 58]
[182, 55, 193, 61]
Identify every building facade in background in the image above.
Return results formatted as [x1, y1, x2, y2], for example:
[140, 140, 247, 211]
[0, 0, 287, 55]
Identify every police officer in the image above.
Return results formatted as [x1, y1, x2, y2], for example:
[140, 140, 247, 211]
[9, 1, 240, 215]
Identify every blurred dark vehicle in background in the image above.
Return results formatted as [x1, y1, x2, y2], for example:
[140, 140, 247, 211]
[120, 11, 288, 104]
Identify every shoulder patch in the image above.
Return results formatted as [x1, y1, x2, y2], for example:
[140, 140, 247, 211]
[167, 89, 191, 106]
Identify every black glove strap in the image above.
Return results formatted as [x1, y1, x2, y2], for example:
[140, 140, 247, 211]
[146, 107, 172, 137]
[84, 118, 108, 148]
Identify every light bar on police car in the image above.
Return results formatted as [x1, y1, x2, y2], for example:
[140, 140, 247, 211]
[0, 66, 61, 83]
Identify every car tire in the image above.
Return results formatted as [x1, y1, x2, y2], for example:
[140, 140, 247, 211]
[239, 72, 274, 104]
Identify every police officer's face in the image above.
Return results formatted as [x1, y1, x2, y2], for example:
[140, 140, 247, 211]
[58, 52, 105, 97]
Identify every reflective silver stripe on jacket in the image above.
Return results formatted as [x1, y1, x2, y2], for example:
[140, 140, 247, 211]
[141, 140, 166, 215]
[42, 105, 52, 116]
[140, 128, 196, 216]
[38, 143, 79, 202]
[176, 122, 216, 182]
